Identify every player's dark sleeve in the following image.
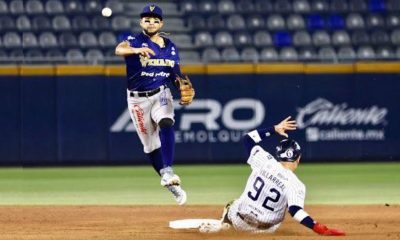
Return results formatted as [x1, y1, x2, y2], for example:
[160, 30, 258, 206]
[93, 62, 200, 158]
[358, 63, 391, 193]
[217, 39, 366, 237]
[242, 127, 276, 155]
[288, 205, 316, 229]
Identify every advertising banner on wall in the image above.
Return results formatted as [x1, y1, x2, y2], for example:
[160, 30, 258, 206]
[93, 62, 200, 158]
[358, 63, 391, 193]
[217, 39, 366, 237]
[1, 73, 399, 165]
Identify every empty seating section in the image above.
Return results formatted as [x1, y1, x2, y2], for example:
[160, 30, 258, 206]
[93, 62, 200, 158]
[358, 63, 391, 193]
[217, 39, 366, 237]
[1, 0, 127, 63]
[181, 0, 400, 62]
[1, 0, 400, 63]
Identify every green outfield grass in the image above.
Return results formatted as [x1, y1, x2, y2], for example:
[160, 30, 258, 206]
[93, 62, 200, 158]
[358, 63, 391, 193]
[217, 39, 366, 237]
[0, 163, 399, 205]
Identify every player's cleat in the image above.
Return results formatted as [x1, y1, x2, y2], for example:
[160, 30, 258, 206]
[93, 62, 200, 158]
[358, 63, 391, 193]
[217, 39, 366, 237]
[166, 185, 187, 205]
[161, 173, 181, 187]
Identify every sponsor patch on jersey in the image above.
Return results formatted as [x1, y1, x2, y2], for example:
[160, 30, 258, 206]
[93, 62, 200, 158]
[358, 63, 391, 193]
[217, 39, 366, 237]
[142, 43, 149, 48]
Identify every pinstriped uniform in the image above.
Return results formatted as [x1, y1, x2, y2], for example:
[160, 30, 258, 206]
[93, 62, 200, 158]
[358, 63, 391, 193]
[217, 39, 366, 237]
[227, 145, 306, 233]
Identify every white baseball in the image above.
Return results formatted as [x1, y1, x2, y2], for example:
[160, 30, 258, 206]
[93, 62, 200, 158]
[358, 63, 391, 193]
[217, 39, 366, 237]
[101, 7, 112, 17]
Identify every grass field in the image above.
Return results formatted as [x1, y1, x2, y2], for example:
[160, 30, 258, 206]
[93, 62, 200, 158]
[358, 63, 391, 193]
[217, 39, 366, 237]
[0, 163, 399, 205]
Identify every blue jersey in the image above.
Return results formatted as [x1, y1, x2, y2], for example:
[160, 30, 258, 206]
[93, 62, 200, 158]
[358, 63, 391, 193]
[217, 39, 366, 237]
[124, 32, 182, 91]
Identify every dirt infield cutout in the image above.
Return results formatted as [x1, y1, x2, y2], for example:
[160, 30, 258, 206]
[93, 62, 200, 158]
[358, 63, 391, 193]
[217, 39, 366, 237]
[1, 205, 399, 240]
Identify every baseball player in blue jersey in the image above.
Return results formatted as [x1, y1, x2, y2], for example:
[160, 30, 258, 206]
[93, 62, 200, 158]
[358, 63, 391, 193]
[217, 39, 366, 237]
[115, 4, 195, 205]
[200, 117, 345, 236]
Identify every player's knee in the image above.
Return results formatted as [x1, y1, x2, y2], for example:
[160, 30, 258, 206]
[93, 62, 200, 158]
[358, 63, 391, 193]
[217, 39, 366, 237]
[158, 118, 174, 128]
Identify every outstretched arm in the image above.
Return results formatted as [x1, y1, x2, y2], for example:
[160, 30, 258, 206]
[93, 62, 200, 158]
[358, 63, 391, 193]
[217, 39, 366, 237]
[115, 41, 155, 58]
[242, 116, 297, 155]
[288, 206, 345, 236]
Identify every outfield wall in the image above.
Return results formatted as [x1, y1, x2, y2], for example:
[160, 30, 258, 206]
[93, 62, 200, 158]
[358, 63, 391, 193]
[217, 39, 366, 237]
[1, 63, 399, 165]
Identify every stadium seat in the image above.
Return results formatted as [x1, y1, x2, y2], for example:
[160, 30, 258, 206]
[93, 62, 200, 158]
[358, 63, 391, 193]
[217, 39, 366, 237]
[387, 0, 400, 11]
[92, 15, 110, 30]
[221, 47, 240, 62]
[328, 15, 345, 29]
[181, 0, 197, 13]
[293, 30, 312, 46]
[105, 0, 123, 14]
[214, 31, 234, 47]
[311, 0, 330, 12]
[32, 16, 52, 31]
[187, 15, 206, 30]
[366, 14, 385, 28]
[3, 32, 21, 48]
[0, 50, 8, 59]
[0, 0, 8, 14]
[9, 49, 24, 58]
[318, 47, 337, 61]
[260, 47, 279, 61]
[293, 0, 310, 13]
[163, 18, 188, 32]
[280, 47, 298, 61]
[312, 31, 331, 46]
[39, 32, 58, 48]
[16, 15, 31, 31]
[66, 49, 84, 63]
[386, 14, 400, 28]
[357, 46, 376, 59]
[241, 47, 259, 62]
[52, 15, 71, 31]
[376, 46, 394, 59]
[79, 32, 98, 48]
[23, 32, 39, 48]
[254, 0, 274, 13]
[65, 0, 83, 14]
[194, 31, 213, 47]
[0, 16, 15, 30]
[273, 31, 292, 46]
[111, 16, 130, 30]
[246, 15, 265, 29]
[26, 0, 44, 15]
[369, 0, 386, 12]
[233, 31, 252, 47]
[307, 14, 325, 30]
[287, 14, 305, 30]
[218, 0, 235, 13]
[236, 0, 254, 13]
[338, 46, 356, 61]
[370, 30, 390, 45]
[85, 0, 102, 13]
[59, 32, 78, 48]
[330, 0, 348, 13]
[299, 47, 317, 61]
[201, 47, 221, 62]
[396, 47, 400, 59]
[267, 14, 286, 30]
[332, 30, 351, 46]
[226, 14, 246, 30]
[253, 31, 272, 47]
[346, 13, 365, 29]
[45, 0, 64, 15]
[99, 32, 117, 47]
[179, 50, 200, 63]
[25, 49, 44, 58]
[207, 15, 225, 30]
[72, 16, 91, 30]
[86, 49, 104, 63]
[349, 0, 367, 12]
[45, 49, 64, 59]
[168, 34, 193, 49]
[352, 30, 370, 45]
[391, 30, 400, 45]
[274, 0, 292, 13]
[198, 0, 217, 13]
[9, 0, 24, 15]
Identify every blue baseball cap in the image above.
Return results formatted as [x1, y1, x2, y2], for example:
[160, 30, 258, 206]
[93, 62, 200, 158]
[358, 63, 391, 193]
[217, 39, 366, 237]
[140, 4, 163, 20]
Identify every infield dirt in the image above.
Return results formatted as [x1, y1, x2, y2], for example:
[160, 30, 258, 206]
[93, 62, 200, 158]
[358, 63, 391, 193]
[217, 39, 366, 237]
[1, 205, 399, 240]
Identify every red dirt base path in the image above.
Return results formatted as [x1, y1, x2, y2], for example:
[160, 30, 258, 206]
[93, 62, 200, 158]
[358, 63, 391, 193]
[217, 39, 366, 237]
[1, 205, 399, 240]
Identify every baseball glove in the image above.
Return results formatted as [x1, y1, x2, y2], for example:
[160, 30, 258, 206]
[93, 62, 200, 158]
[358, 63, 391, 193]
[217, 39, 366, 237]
[175, 75, 195, 105]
